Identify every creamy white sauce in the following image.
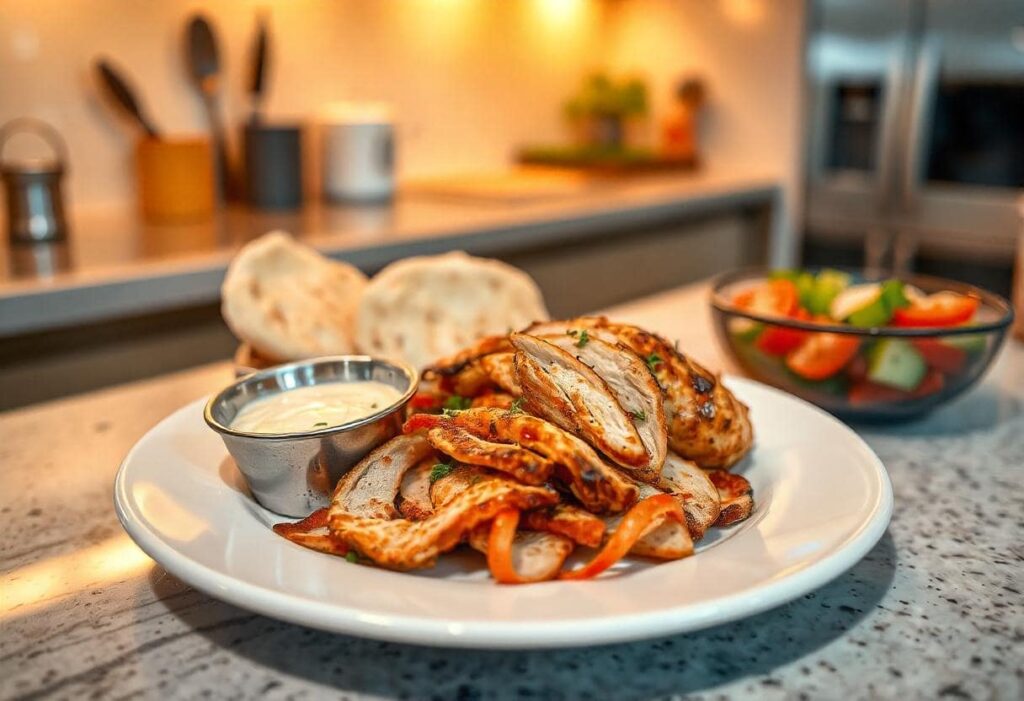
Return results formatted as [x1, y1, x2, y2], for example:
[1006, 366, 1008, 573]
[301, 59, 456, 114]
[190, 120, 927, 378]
[230, 381, 402, 434]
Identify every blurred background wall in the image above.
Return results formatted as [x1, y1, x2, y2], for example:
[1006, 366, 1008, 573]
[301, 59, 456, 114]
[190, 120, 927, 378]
[0, 0, 804, 243]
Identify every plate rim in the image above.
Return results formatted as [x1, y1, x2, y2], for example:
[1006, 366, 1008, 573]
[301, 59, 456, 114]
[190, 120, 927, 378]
[113, 376, 893, 649]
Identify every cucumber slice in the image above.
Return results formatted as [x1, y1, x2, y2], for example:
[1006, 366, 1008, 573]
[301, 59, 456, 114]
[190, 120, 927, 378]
[868, 339, 927, 391]
[880, 279, 909, 313]
[943, 332, 987, 356]
[831, 283, 882, 322]
[806, 269, 851, 315]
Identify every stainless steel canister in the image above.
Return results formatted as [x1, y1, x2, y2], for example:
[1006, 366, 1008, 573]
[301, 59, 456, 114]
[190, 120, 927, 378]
[0, 118, 70, 244]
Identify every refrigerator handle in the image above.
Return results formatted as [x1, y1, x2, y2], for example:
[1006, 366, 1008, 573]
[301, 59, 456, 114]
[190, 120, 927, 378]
[901, 37, 942, 212]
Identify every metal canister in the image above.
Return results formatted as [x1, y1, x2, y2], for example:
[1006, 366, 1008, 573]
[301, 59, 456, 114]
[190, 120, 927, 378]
[1, 118, 70, 244]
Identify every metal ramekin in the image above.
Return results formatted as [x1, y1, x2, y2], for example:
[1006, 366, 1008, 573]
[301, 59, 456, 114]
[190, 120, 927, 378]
[204, 356, 418, 517]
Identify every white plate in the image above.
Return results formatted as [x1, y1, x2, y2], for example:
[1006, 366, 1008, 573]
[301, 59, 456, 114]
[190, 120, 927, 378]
[114, 378, 892, 649]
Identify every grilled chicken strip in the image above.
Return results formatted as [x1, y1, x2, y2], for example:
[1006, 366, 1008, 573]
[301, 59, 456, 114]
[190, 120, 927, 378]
[707, 470, 754, 526]
[423, 335, 514, 379]
[405, 409, 639, 513]
[330, 465, 558, 570]
[532, 318, 753, 469]
[397, 458, 436, 521]
[332, 434, 434, 520]
[541, 332, 667, 481]
[511, 333, 648, 470]
[658, 452, 722, 539]
[478, 352, 521, 395]
[426, 425, 554, 485]
[467, 527, 574, 583]
[470, 392, 516, 410]
[273, 508, 350, 555]
[522, 504, 606, 548]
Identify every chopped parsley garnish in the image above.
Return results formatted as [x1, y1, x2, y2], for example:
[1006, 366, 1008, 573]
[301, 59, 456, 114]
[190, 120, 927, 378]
[429, 462, 455, 483]
[575, 329, 590, 348]
[646, 353, 663, 371]
[345, 551, 359, 563]
[506, 397, 524, 416]
[631, 409, 647, 422]
[312, 421, 329, 428]
[443, 394, 472, 411]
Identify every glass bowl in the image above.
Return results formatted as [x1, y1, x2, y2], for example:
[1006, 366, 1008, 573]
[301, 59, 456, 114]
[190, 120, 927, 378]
[710, 268, 1014, 421]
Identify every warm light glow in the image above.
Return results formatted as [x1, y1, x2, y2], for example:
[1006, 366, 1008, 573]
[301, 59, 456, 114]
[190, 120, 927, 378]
[1, 535, 152, 619]
[534, 0, 588, 26]
[720, 0, 767, 27]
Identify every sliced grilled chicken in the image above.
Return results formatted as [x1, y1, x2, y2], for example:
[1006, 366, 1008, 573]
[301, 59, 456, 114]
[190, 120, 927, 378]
[332, 434, 433, 520]
[467, 527, 574, 583]
[397, 458, 436, 521]
[605, 482, 694, 560]
[707, 470, 754, 526]
[478, 352, 521, 395]
[426, 425, 554, 485]
[405, 409, 639, 513]
[423, 335, 514, 378]
[329, 467, 558, 570]
[470, 392, 516, 410]
[522, 504, 606, 548]
[510, 333, 648, 469]
[541, 332, 667, 482]
[658, 452, 721, 539]
[273, 508, 349, 555]
[528, 318, 754, 469]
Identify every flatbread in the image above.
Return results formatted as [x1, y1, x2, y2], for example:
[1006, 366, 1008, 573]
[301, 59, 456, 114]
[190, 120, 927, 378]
[355, 251, 548, 369]
[221, 231, 368, 360]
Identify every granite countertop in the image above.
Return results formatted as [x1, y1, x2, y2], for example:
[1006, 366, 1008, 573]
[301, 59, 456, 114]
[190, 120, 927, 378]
[0, 169, 779, 336]
[1, 283, 1021, 700]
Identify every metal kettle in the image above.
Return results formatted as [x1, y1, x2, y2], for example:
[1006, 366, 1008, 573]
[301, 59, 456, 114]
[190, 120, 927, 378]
[1, 118, 70, 244]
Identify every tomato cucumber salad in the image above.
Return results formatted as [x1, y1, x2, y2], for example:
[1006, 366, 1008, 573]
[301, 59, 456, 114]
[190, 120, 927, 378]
[729, 269, 985, 404]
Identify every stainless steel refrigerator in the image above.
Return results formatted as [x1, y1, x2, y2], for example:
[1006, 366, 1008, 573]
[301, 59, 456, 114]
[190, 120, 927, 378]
[803, 0, 1023, 279]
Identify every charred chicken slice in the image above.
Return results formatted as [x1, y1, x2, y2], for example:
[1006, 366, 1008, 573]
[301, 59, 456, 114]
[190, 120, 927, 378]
[329, 465, 558, 570]
[332, 434, 433, 520]
[521, 504, 606, 548]
[477, 352, 521, 395]
[707, 470, 754, 526]
[426, 424, 554, 485]
[423, 335, 514, 378]
[273, 508, 350, 556]
[658, 452, 722, 539]
[397, 458, 436, 521]
[405, 409, 639, 513]
[540, 332, 667, 482]
[510, 333, 648, 470]
[532, 318, 754, 470]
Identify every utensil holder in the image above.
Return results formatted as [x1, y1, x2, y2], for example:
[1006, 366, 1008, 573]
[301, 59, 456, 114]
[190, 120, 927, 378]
[136, 137, 215, 223]
[243, 123, 303, 210]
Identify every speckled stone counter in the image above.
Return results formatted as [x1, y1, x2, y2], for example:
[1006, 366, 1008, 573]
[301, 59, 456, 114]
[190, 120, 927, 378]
[2, 284, 1022, 700]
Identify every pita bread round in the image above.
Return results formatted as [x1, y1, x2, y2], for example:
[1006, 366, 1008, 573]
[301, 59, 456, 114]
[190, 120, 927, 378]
[221, 231, 368, 360]
[356, 251, 548, 369]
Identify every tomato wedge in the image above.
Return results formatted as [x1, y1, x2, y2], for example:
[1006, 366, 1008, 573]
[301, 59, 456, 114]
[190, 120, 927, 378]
[733, 279, 800, 318]
[911, 338, 967, 374]
[849, 370, 945, 404]
[754, 309, 812, 356]
[892, 292, 979, 327]
[785, 333, 860, 380]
